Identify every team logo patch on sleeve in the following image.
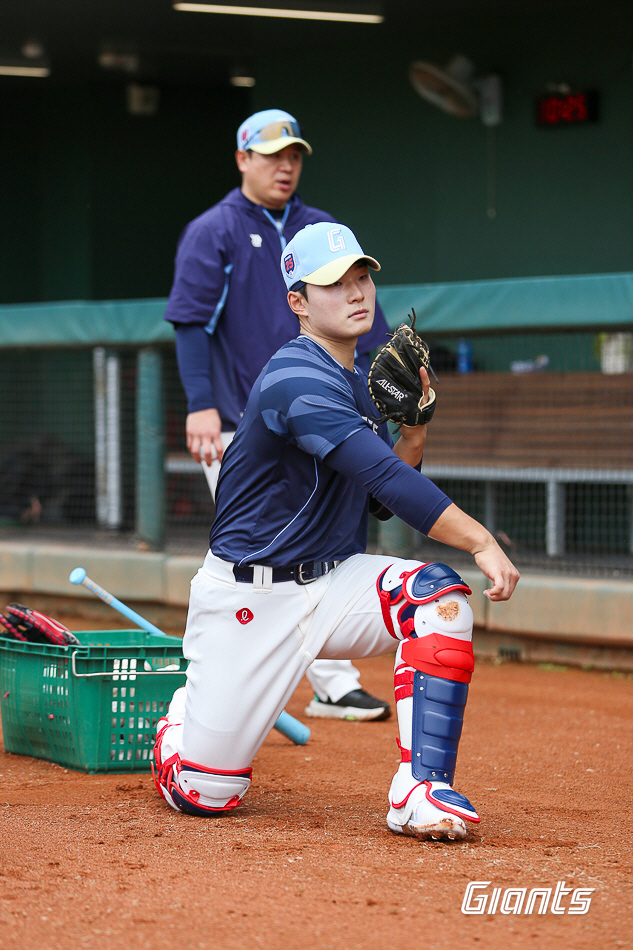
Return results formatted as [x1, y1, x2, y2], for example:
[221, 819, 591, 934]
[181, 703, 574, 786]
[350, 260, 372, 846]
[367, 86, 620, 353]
[284, 252, 296, 276]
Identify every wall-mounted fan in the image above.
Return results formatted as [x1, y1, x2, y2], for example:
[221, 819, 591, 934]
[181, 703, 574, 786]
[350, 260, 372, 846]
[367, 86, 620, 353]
[409, 55, 503, 126]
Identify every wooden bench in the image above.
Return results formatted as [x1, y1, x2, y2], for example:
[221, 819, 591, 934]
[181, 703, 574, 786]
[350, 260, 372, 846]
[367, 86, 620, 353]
[423, 372, 633, 555]
[166, 372, 633, 557]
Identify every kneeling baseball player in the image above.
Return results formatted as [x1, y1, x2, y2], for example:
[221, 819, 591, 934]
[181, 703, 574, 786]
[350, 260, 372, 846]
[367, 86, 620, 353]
[153, 222, 519, 841]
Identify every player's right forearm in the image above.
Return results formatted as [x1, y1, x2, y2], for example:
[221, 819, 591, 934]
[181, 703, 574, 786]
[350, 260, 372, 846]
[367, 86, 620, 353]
[175, 323, 215, 412]
[428, 503, 520, 600]
[427, 503, 494, 555]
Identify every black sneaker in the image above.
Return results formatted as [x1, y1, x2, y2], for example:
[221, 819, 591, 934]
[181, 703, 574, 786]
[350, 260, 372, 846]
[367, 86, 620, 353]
[304, 688, 391, 721]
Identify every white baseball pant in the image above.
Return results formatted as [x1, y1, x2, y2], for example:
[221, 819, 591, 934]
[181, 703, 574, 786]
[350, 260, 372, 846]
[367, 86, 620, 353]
[166, 551, 396, 770]
[202, 434, 363, 703]
[154, 552, 476, 825]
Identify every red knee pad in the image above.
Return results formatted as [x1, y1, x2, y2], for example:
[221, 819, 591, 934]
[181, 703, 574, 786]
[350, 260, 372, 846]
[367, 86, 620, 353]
[401, 633, 475, 684]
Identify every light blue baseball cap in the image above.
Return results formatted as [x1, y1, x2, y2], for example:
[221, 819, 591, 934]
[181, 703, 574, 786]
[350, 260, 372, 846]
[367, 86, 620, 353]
[281, 222, 381, 290]
[237, 109, 312, 155]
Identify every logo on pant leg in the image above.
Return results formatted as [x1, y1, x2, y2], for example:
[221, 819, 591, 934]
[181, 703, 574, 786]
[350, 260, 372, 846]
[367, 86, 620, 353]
[236, 608, 254, 625]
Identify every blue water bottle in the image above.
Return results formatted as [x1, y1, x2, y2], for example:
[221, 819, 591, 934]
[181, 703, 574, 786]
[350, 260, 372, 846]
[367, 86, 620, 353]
[457, 339, 473, 373]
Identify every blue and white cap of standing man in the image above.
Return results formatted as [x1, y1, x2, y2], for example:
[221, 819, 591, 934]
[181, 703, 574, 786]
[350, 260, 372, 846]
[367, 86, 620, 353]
[237, 109, 313, 155]
[281, 222, 381, 291]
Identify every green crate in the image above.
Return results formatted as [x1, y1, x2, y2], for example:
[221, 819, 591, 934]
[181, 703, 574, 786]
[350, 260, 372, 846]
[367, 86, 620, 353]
[0, 630, 187, 773]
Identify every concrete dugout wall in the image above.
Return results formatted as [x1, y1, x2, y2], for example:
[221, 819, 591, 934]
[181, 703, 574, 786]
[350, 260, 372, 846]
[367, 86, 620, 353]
[1, 540, 632, 670]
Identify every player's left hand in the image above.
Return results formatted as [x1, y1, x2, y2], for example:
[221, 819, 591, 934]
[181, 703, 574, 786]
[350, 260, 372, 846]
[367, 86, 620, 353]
[394, 368, 430, 461]
[398, 367, 430, 431]
[367, 313, 436, 428]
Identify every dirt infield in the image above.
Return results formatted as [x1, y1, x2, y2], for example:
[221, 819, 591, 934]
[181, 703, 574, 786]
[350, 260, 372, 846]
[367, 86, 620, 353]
[1, 604, 632, 950]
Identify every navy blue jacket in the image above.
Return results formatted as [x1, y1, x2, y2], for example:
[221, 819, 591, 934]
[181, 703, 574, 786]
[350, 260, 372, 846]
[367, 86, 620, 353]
[165, 188, 390, 427]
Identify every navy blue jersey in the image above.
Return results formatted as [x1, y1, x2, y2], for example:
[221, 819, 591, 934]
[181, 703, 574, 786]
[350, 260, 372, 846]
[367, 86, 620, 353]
[210, 337, 451, 566]
[165, 188, 391, 427]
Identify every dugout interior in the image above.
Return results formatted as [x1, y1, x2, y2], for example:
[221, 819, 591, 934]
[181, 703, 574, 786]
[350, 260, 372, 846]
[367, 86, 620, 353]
[0, 286, 632, 579]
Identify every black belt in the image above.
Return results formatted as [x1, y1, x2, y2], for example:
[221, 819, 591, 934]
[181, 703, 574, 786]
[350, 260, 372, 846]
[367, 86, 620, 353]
[233, 560, 338, 585]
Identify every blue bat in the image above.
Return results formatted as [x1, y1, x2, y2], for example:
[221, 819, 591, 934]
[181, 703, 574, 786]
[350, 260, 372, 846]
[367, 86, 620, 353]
[69, 567, 310, 746]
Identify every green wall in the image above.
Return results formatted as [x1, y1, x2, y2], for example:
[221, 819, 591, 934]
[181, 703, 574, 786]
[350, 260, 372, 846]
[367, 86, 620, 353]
[1, 82, 248, 303]
[0, 88, 43, 301]
[253, 0, 633, 285]
[1, 1, 632, 303]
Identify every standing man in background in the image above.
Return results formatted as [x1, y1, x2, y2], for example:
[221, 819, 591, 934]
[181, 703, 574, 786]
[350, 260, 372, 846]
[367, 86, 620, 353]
[165, 108, 392, 721]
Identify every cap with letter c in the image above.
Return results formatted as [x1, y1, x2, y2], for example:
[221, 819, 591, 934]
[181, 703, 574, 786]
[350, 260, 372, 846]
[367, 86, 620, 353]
[237, 108, 312, 155]
[281, 222, 381, 291]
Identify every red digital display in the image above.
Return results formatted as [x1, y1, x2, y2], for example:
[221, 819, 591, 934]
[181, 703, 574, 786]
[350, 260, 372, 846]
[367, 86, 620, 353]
[535, 91, 599, 127]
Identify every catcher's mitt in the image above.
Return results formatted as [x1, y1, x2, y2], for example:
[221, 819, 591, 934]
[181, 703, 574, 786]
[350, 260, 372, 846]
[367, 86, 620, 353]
[367, 308, 437, 428]
[0, 603, 80, 646]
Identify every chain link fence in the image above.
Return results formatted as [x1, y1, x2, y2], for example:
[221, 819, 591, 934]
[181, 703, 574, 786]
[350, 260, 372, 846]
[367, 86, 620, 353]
[1, 329, 632, 577]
